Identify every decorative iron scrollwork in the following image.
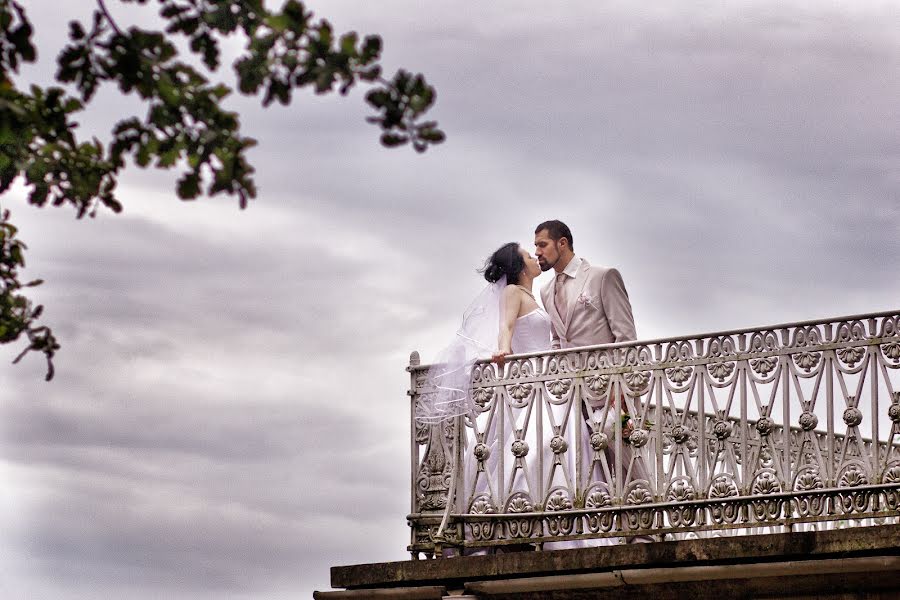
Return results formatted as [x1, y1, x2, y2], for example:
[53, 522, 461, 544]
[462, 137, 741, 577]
[888, 402, 900, 424]
[468, 495, 497, 541]
[583, 486, 614, 533]
[882, 341, 900, 362]
[407, 310, 900, 556]
[626, 486, 653, 505]
[839, 465, 868, 488]
[505, 493, 536, 539]
[544, 490, 576, 537]
[624, 370, 651, 391]
[507, 383, 533, 401]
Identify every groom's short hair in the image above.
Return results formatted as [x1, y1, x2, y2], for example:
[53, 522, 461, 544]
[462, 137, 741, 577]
[535, 220, 574, 250]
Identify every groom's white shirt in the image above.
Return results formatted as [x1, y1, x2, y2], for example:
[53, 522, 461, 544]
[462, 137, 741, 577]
[540, 255, 637, 350]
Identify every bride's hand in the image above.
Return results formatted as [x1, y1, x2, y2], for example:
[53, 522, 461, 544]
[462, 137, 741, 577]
[492, 351, 510, 366]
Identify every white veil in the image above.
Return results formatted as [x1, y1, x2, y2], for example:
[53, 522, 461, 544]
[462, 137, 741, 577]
[416, 276, 507, 423]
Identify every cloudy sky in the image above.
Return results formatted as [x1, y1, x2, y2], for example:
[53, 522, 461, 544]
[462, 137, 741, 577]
[1, 0, 898, 598]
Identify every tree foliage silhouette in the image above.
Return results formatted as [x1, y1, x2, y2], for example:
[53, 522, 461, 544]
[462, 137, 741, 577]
[0, 0, 443, 379]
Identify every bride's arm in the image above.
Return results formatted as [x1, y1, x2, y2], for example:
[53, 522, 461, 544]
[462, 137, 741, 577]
[493, 286, 522, 364]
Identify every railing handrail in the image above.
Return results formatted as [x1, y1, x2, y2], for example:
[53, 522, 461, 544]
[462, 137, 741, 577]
[409, 308, 900, 372]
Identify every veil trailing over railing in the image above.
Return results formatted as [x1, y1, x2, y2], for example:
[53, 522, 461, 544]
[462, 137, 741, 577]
[415, 276, 506, 424]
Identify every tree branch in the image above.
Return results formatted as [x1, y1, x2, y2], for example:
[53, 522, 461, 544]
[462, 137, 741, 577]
[96, 0, 124, 36]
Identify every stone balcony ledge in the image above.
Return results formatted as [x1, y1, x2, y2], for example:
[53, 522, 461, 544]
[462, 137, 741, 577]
[317, 523, 900, 599]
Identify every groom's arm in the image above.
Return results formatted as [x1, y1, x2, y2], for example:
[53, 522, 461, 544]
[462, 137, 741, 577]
[600, 268, 637, 342]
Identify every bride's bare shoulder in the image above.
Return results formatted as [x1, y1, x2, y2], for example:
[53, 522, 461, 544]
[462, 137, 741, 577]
[502, 285, 520, 299]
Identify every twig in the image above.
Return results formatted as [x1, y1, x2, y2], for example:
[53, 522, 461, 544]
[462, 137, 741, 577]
[97, 0, 124, 36]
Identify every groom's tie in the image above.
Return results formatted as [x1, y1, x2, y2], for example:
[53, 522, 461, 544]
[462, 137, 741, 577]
[554, 272, 568, 321]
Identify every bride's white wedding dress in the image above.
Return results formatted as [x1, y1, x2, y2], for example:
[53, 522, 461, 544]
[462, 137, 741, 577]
[464, 307, 552, 500]
[509, 307, 552, 354]
[463, 306, 610, 551]
[420, 281, 609, 552]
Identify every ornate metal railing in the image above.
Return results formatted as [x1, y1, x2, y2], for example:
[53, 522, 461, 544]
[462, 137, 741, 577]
[407, 310, 900, 557]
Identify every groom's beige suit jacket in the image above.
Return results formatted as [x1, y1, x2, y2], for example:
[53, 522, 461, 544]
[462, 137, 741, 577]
[539, 257, 637, 350]
[542, 257, 648, 496]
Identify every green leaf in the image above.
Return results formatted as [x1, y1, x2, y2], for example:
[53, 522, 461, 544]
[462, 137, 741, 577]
[135, 143, 152, 167]
[365, 89, 390, 108]
[176, 171, 201, 199]
[267, 13, 291, 33]
[68, 21, 85, 41]
[156, 146, 180, 168]
[360, 35, 381, 62]
[418, 127, 445, 144]
[339, 32, 358, 56]
[63, 97, 83, 113]
[209, 84, 231, 100]
[380, 132, 408, 147]
[357, 65, 381, 82]
[102, 196, 123, 213]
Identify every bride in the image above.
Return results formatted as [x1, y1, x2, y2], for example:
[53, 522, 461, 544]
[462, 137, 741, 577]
[418, 242, 637, 551]
[486, 242, 549, 363]
[416, 242, 549, 423]
[417, 242, 570, 551]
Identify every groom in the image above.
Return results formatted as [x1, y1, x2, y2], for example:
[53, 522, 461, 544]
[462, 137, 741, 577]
[534, 219, 650, 542]
[534, 220, 636, 349]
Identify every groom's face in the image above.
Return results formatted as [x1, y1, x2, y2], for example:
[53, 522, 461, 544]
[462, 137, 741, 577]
[534, 229, 560, 272]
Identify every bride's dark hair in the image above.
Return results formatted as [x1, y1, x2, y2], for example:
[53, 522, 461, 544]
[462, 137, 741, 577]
[482, 242, 525, 284]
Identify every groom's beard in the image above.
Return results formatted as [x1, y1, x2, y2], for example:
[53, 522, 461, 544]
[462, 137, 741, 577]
[539, 258, 556, 272]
